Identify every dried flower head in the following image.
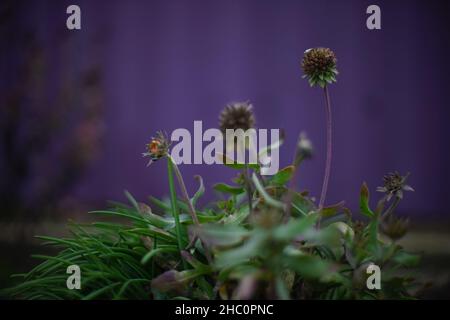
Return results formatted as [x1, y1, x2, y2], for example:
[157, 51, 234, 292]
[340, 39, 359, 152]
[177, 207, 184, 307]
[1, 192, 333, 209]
[301, 47, 338, 88]
[219, 101, 255, 133]
[380, 215, 409, 240]
[143, 131, 170, 165]
[377, 171, 414, 201]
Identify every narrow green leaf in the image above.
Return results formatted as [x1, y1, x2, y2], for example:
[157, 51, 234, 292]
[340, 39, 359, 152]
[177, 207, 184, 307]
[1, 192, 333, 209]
[217, 153, 260, 170]
[252, 173, 285, 209]
[320, 201, 346, 218]
[124, 190, 140, 213]
[273, 214, 318, 241]
[141, 247, 178, 265]
[213, 183, 245, 195]
[270, 165, 295, 186]
[360, 182, 374, 218]
[192, 175, 205, 206]
[167, 157, 187, 269]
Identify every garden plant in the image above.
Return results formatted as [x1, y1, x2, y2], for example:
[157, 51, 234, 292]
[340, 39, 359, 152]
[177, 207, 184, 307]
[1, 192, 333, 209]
[3, 48, 421, 300]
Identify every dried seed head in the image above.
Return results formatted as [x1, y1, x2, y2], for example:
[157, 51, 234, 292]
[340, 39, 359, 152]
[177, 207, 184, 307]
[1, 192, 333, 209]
[377, 171, 414, 201]
[380, 215, 409, 240]
[301, 47, 338, 88]
[219, 101, 255, 133]
[143, 131, 170, 165]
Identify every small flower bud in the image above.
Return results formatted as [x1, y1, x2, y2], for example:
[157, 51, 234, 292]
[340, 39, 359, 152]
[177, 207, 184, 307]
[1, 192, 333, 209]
[297, 132, 313, 160]
[143, 131, 170, 165]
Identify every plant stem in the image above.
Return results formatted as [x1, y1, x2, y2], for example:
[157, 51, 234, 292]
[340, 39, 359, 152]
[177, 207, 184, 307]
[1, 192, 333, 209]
[169, 156, 213, 264]
[382, 196, 401, 219]
[283, 134, 304, 222]
[243, 164, 253, 216]
[319, 85, 333, 211]
[167, 157, 187, 269]
[170, 156, 199, 225]
[151, 238, 157, 278]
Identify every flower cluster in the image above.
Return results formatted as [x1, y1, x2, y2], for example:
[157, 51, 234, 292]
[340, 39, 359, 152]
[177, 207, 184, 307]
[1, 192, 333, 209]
[377, 171, 414, 201]
[301, 47, 338, 88]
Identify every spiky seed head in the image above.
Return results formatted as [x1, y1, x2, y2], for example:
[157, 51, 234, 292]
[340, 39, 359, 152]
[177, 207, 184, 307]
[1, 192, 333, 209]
[301, 47, 338, 88]
[376, 171, 414, 201]
[143, 131, 170, 165]
[219, 101, 255, 133]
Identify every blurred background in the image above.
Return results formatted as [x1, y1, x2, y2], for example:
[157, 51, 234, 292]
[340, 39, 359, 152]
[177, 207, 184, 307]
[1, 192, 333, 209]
[1, 0, 449, 298]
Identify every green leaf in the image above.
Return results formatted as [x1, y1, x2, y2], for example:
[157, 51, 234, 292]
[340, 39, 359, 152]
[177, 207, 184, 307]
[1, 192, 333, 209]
[252, 173, 285, 209]
[181, 251, 212, 273]
[194, 223, 249, 247]
[275, 275, 290, 300]
[222, 203, 251, 225]
[213, 183, 245, 195]
[124, 190, 140, 213]
[215, 232, 267, 268]
[149, 196, 171, 212]
[393, 251, 420, 267]
[359, 182, 374, 218]
[191, 175, 205, 206]
[141, 247, 178, 265]
[217, 153, 260, 170]
[290, 192, 316, 217]
[319, 201, 346, 218]
[115, 279, 149, 299]
[285, 255, 331, 280]
[167, 157, 187, 268]
[269, 165, 295, 186]
[365, 218, 380, 257]
[273, 214, 318, 241]
[225, 162, 260, 170]
[82, 282, 121, 300]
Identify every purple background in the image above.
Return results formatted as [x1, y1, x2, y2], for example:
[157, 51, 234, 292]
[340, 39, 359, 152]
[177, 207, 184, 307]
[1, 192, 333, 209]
[3, 0, 450, 218]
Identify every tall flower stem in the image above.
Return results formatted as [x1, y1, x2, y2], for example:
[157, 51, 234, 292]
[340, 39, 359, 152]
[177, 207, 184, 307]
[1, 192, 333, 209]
[283, 135, 304, 222]
[151, 238, 157, 278]
[382, 196, 401, 219]
[169, 156, 213, 264]
[243, 164, 253, 216]
[167, 157, 187, 269]
[319, 86, 332, 212]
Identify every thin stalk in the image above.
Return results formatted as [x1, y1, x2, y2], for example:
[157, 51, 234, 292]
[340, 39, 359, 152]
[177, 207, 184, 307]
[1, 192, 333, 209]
[167, 157, 187, 269]
[243, 164, 253, 216]
[382, 196, 401, 219]
[169, 156, 213, 264]
[151, 239, 157, 278]
[319, 85, 333, 211]
[283, 134, 304, 222]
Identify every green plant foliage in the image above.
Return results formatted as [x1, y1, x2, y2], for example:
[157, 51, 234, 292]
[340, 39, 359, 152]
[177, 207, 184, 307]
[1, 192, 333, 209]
[3, 158, 421, 299]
